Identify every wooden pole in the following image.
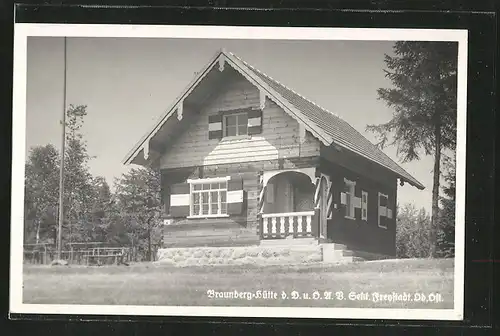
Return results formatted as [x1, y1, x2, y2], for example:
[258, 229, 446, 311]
[57, 37, 67, 260]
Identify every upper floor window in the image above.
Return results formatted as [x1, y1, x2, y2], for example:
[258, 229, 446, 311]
[224, 112, 248, 137]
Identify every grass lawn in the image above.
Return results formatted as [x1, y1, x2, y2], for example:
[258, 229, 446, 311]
[23, 258, 454, 309]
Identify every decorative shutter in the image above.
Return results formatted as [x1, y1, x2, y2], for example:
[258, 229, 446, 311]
[354, 185, 362, 219]
[208, 115, 223, 140]
[340, 192, 347, 205]
[340, 182, 349, 205]
[169, 183, 190, 217]
[227, 177, 245, 215]
[247, 109, 263, 135]
[339, 182, 350, 218]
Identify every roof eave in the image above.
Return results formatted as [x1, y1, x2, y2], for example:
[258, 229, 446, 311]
[405, 179, 426, 190]
[122, 49, 226, 166]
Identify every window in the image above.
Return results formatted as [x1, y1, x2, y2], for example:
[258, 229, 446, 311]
[344, 178, 356, 219]
[224, 112, 248, 137]
[361, 190, 368, 221]
[189, 178, 229, 217]
[378, 192, 388, 228]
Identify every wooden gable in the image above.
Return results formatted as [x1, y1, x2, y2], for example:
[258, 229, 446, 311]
[159, 69, 320, 169]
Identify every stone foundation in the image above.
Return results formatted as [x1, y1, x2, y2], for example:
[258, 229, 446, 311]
[156, 245, 323, 267]
[155, 241, 372, 266]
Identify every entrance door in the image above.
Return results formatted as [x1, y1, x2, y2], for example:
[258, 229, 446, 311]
[275, 175, 294, 213]
[319, 176, 329, 240]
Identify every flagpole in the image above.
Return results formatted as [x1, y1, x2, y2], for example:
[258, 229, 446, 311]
[57, 36, 67, 260]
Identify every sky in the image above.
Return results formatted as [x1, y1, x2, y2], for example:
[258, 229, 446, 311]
[25, 36, 436, 212]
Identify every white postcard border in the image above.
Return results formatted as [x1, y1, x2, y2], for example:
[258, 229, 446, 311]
[11, 23, 468, 321]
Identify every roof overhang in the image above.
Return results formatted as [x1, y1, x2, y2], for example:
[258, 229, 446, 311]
[123, 49, 425, 192]
[122, 50, 227, 166]
[122, 49, 332, 167]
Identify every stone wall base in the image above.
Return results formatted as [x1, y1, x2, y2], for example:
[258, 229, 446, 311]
[156, 245, 323, 267]
[155, 242, 376, 266]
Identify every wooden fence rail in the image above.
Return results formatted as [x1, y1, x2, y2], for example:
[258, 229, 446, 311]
[24, 243, 160, 265]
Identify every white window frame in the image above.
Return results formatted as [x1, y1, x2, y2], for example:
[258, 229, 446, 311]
[223, 111, 248, 137]
[187, 176, 230, 218]
[378, 192, 388, 229]
[344, 178, 356, 220]
[361, 190, 368, 221]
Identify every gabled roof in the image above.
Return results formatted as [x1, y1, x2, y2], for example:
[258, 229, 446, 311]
[124, 49, 425, 190]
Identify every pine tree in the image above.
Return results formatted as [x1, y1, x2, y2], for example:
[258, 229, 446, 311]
[89, 176, 113, 242]
[368, 41, 458, 257]
[436, 154, 456, 258]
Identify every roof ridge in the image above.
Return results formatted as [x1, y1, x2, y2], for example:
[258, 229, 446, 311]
[227, 50, 423, 189]
[228, 51, 387, 154]
[228, 51, 390, 154]
[227, 51, 343, 120]
[124, 49, 422, 189]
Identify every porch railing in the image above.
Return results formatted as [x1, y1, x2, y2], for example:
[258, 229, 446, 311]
[259, 209, 320, 239]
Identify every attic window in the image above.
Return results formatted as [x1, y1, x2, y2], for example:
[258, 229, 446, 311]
[224, 112, 248, 137]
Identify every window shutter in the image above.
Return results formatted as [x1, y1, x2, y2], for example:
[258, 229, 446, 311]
[247, 109, 263, 135]
[340, 183, 349, 208]
[227, 177, 245, 215]
[208, 115, 223, 140]
[169, 183, 190, 217]
[339, 192, 346, 205]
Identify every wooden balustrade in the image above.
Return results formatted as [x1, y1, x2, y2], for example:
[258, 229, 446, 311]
[260, 210, 318, 239]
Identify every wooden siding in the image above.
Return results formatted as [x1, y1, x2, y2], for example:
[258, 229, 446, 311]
[160, 74, 320, 170]
[162, 219, 259, 248]
[320, 158, 398, 256]
[160, 157, 318, 248]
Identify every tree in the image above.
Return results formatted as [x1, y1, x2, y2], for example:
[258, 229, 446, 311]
[396, 203, 432, 258]
[62, 104, 96, 244]
[88, 176, 113, 242]
[114, 167, 162, 261]
[367, 41, 458, 257]
[24, 144, 60, 244]
[436, 154, 456, 257]
[24, 105, 99, 248]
